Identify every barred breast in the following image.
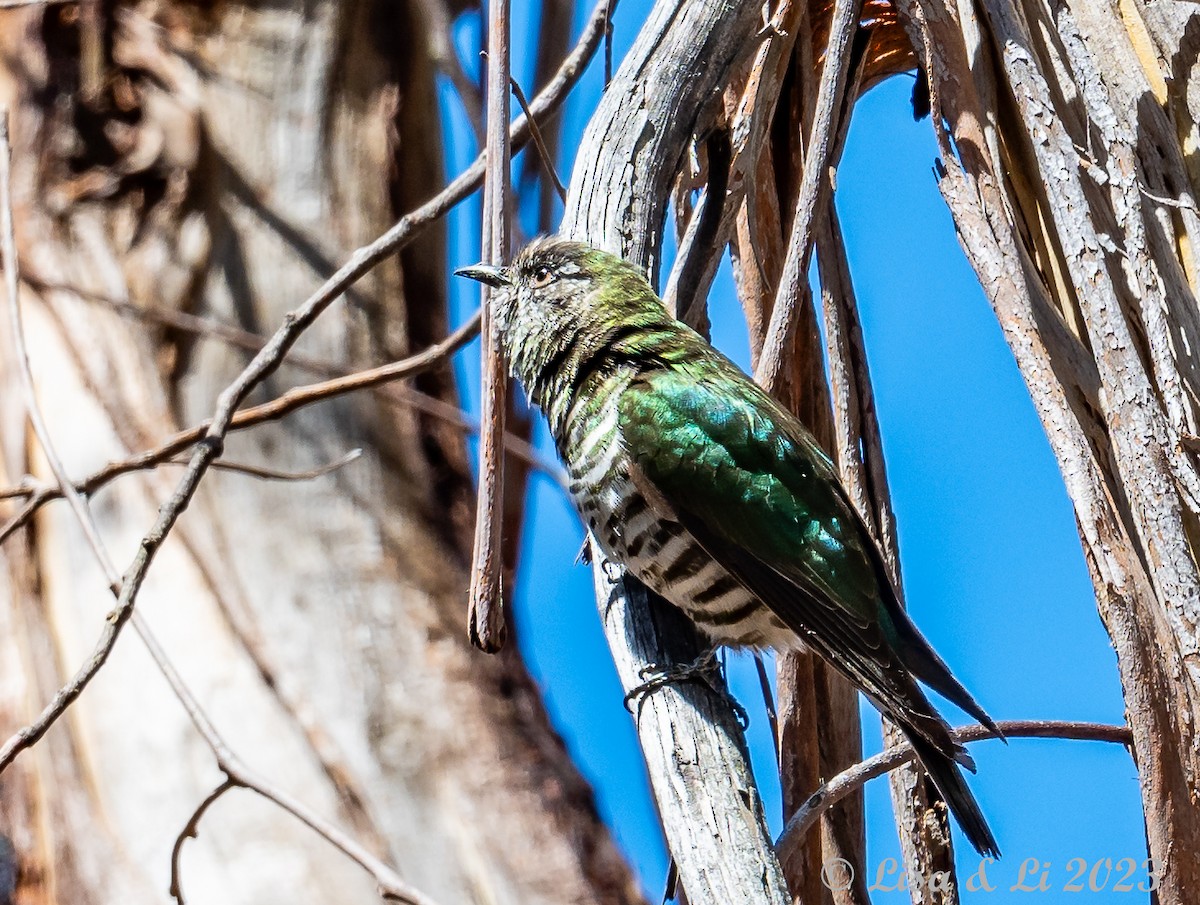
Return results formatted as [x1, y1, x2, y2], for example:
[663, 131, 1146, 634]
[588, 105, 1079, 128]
[563, 400, 796, 650]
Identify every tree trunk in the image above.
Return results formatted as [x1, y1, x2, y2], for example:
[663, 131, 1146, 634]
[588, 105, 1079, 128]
[0, 3, 640, 903]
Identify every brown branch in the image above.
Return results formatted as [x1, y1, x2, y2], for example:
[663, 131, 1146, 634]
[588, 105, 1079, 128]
[661, 127, 731, 330]
[467, 0, 512, 653]
[777, 720, 1134, 862]
[602, 0, 615, 86]
[755, 0, 863, 392]
[173, 448, 363, 483]
[24, 277, 562, 485]
[0, 476, 38, 501]
[170, 778, 239, 905]
[817, 200, 891, 905]
[167, 772, 441, 905]
[0, 311, 485, 546]
[753, 652, 780, 769]
[508, 75, 566, 202]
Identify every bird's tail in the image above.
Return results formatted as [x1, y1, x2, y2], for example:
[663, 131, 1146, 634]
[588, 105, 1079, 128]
[907, 730, 1000, 859]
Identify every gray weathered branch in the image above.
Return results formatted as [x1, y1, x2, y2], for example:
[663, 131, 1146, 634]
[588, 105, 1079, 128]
[561, 1, 790, 901]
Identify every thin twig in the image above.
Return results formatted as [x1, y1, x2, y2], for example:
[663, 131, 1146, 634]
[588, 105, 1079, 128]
[776, 719, 1134, 861]
[0, 495, 40, 540]
[508, 74, 566, 201]
[24, 277, 562, 484]
[661, 128, 731, 327]
[169, 778, 239, 905]
[0, 311, 484, 546]
[755, 0, 864, 392]
[1139, 185, 1198, 211]
[467, 0, 511, 653]
[0, 476, 39, 501]
[603, 0, 615, 87]
[173, 448, 363, 482]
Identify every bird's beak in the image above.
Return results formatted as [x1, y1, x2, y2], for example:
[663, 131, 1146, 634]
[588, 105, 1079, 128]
[454, 263, 511, 288]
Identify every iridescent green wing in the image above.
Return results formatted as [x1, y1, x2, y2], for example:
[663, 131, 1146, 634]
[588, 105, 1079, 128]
[617, 363, 948, 735]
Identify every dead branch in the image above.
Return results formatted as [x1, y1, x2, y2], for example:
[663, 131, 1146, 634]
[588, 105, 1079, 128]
[755, 0, 863, 392]
[508, 74, 567, 203]
[169, 778, 238, 905]
[0, 311, 485, 546]
[467, 0, 512, 653]
[562, 1, 790, 901]
[777, 720, 1134, 862]
[173, 449, 363, 482]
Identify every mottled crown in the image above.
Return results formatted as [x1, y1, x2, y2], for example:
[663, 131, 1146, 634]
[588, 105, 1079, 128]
[488, 237, 669, 412]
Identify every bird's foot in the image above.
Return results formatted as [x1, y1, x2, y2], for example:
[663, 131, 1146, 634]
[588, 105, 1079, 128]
[623, 649, 748, 729]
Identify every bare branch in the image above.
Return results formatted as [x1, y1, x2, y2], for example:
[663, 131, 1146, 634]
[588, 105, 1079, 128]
[170, 778, 239, 905]
[661, 128, 730, 328]
[753, 652, 780, 768]
[755, 0, 863, 392]
[777, 720, 1134, 862]
[0, 311, 485, 546]
[603, 0, 615, 86]
[508, 75, 567, 202]
[467, 0, 512, 654]
[176, 449, 363, 483]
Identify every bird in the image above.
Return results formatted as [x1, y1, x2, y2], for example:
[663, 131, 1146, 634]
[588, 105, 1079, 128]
[456, 236, 1001, 858]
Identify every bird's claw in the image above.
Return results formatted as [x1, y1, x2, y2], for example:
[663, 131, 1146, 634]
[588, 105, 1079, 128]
[622, 650, 749, 730]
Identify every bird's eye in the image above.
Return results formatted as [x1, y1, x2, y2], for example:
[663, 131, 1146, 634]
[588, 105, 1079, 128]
[530, 265, 555, 288]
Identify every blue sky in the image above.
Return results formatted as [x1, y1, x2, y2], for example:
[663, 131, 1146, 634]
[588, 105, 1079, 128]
[442, 2, 1148, 899]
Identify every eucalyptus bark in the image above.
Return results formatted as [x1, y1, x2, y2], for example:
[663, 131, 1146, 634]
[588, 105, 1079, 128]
[0, 4, 639, 904]
[897, 0, 1200, 898]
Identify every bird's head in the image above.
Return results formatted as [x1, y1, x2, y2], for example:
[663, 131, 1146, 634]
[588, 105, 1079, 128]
[456, 237, 660, 399]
